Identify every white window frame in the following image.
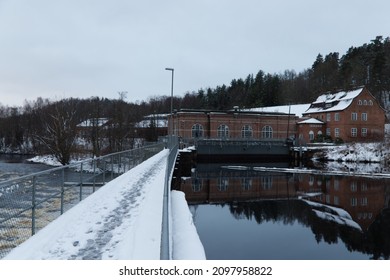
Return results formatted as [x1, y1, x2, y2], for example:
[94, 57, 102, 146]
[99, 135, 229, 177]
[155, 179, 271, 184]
[351, 128, 357, 137]
[217, 124, 229, 138]
[241, 125, 253, 138]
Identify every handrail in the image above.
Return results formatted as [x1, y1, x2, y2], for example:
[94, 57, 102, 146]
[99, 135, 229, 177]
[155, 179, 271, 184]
[160, 135, 179, 260]
[0, 142, 165, 258]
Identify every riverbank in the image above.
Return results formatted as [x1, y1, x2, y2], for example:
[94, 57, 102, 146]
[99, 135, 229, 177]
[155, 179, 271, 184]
[312, 142, 390, 163]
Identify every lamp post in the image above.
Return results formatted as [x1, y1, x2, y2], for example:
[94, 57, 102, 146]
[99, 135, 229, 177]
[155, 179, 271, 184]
[165, 67, 174, 135]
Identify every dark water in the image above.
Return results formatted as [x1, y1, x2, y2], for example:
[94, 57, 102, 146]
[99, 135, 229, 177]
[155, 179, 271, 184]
[175, 163, 390, 260]
[0, 154, 52, 181]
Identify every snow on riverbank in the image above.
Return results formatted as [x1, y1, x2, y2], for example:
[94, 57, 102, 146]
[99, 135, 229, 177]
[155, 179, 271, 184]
[4, 150, 205, 260]
[312, 142, 390, 174]
[314, 142, 390, 163]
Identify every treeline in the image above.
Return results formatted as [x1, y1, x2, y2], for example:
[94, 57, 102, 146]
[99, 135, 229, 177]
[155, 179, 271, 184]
[1, 36, 390, 162]
[177, 35, 390, 110]
[0, 95, 157, 163]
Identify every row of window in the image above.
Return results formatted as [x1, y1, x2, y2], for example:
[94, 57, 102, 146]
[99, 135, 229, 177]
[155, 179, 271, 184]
[192, 177, 273, 192]
[307, 127, 369, 140]
[357, 99, 373, 106]
[191, 124, 274, 139]
[325, 112, 368, 122]
[324, 195, 369, 207]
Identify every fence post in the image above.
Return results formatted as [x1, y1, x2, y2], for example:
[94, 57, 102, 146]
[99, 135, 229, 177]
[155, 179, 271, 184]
[111, 155, 114, 181]
[79, 162, 83, 201]
[103, 160, 106, 185]
[31, 176, 36, 236]
[61, 169, 65, 215]
[93, 160, 96, 193]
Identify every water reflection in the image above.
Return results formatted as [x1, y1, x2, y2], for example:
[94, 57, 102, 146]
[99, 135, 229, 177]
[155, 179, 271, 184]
[174, 163, 390, 260]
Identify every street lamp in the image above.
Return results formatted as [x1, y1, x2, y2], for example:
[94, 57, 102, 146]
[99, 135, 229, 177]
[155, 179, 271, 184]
[165, 67, 174, 135]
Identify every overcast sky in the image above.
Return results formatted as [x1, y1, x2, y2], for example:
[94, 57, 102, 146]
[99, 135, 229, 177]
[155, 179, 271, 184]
[0, 0, 389, 107]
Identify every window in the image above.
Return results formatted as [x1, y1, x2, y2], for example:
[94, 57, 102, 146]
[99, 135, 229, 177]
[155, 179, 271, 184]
[351, 128, 357, 137]
[261, 176, 273, 190]
[363, 100, 368, 105]
[326, 113, 331, 122]
[192, 178, 202, 192]
[261, 125, 273, 139]
[217, 124, 229, 138]
[361, 197, 368, 206]
[351, 197, 358, 206]
[309, 131, 314, 141]
[218, 178, 229, 191]
[368, 100, 373, 105]
[361, 113, 367, 121]
[358, 100, 362, 105]
[351, 112, 358, 121]
[191, 124, 204, 138]
[334, 179, 339, 190]
[241, 125, 253, 138]
[351, 181, 357, 192]
[326, 128, 331, 136]
[309, 175, 314, 186]
[334, 128, 340, 138]
[334, 113, 340, 121]
[362, 128, 367, 137]
[241, 178, 252, 191]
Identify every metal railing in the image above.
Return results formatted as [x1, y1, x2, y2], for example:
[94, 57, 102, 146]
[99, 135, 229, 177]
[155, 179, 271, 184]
[160, 136, 179, 260]
[0, 143, 164, 258]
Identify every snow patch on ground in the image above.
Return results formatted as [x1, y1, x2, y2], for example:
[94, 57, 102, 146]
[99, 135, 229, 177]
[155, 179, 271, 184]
[171, 190, 206, 260]
[316, 142, 390, 163]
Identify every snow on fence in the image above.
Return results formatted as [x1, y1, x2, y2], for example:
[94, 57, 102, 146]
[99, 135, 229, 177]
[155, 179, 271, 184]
[0, 143, 164, 258]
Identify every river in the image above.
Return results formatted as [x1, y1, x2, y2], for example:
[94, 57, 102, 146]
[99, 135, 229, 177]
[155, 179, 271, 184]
[0, 155, 52, 181]
[174, 161, 390, 260]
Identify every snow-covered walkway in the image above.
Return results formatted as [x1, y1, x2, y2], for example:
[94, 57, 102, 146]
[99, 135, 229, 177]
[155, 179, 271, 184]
[3, 149, 205, 260]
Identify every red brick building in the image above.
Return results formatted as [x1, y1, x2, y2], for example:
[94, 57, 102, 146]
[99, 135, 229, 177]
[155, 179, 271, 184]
[299, 87, 385, 143]
[168, 108, 297, 141]
[167, 87, 385, 144]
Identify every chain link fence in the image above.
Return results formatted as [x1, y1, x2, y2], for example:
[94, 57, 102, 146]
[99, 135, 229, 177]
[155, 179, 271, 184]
[0, 143, 164, 258]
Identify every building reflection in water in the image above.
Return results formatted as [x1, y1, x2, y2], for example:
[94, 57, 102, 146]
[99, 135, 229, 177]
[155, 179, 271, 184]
[174, 163, 390, 259]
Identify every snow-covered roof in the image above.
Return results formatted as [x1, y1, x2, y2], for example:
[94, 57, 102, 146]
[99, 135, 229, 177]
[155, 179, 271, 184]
[136, 114, 168, 128]
[297, 118, 325, 125]
[244, 104, 311, 118]
[136, 119, 168, 128]
[304, 87, 364, 114]
[77, 118, 109, 127]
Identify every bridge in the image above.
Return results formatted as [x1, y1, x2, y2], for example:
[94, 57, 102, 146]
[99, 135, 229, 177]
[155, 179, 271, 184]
[0, 137, 205, 260]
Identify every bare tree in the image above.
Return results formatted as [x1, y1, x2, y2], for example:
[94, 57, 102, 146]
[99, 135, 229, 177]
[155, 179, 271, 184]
[35, 99, 79, 165]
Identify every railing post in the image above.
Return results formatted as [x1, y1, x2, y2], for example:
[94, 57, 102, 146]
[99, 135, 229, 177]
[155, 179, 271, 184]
[31, 176, 36, 236]
[111, 155, 114, 180]
[93, 160, 96, 193]
[118, 154, 121, 174]
[79, 162, 83, 201]
[61, 169, 65, 215]
[103, 160, 106, 185]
